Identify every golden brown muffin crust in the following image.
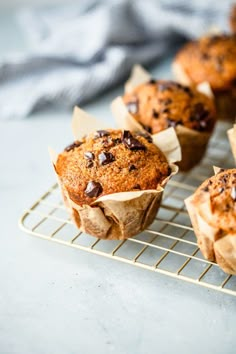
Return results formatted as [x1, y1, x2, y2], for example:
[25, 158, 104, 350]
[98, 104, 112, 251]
[194, 168, 236, 233]
[175, 34, 236, 91]
[56, 129, 170, 205]
[123, 80, 216, 134]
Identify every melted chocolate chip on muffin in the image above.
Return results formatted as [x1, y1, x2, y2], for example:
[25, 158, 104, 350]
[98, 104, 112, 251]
[64, 140, 83, 152]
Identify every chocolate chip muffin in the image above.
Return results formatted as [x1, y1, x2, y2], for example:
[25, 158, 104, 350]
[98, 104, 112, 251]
[122, 80, 216, 171]
[123, 80, 215, 134]
[185, 168, 236, 275]
[54, 128, 176, 240]
[230, 3, 236, 34]
[56, 129, 170, 205]
[173, 34, 236, 120]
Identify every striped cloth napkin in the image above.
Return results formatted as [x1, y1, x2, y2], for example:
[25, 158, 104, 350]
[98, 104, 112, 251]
[0, 0, 232, 119]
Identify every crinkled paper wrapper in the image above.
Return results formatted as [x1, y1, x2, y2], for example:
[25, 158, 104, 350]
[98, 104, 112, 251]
[185, 166, 236, 275]
[49, 106, 179, 240]
[111, 65, 213, 171]
[228, 124, 236, 163]
[173, 61, 236, 121]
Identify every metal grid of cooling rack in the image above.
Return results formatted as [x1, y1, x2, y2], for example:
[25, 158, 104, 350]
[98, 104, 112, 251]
[19, 122, 236, 297]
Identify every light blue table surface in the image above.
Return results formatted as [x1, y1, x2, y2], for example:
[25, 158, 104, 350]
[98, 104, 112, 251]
[0, 12, 235, 354]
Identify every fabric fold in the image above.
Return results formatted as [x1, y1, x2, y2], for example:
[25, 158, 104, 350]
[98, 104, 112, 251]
[0, 0, 231, 119]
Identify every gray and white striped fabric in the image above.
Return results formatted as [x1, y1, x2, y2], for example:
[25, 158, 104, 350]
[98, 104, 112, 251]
[0, 0, 233, 119]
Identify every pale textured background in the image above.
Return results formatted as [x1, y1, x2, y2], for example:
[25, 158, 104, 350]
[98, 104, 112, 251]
[0, 2, 236, 354]
[0, 0, 65, 8]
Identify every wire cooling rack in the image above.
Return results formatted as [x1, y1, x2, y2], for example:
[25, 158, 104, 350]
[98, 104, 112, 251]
[19, 121, 236, 297]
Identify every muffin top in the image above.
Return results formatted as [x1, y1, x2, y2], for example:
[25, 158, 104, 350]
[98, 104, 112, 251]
[123, 80, 216, 134]
[194, 169, 236, 233]
[175, 34, 236, 91]
[56, 129, 170, 205]
[230, 4, 236, 34]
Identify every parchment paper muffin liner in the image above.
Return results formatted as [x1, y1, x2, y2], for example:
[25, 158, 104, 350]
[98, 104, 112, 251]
[185, 166, 236, 275]
[172, 61, 191, 86]
[227, 124, 236, 162]
[49, 106, 180, 240]
[173, 61, 236, 121]
[111, 65, 213, 171]
[214, 90, 236, 121]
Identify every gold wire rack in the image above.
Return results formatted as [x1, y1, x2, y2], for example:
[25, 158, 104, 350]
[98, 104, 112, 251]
[19, 121, 236, 297]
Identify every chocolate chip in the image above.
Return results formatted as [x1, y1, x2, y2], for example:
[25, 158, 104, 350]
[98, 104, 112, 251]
[84, 151, 95, 160]
[175, 82, 189, 92]
[175, 82, 184, 89]
[149, 79, 156, 84]
[218, 187, 224, 194]
[168, 82, 192, 96]
[225, 203, 230, 211]
[86, 160, 93, 168]
[98, 152, 115, 165]
[193, 103, 209, 121]
[163, 98, 172, 105]
[129, 164, 137, 172]
[85, 181, 103, 198]
[113, 138, 122, 145]
[122, 130, 146, 151]
[136, 131, 153, 143]
[64, 141, 82, 152]
[126, 101, 139, 115]
[191, 103, 210, 131]
[141, 124, 152, 134]
[231, 186, 236, 201]
[94, 130, 110, 138]
[217, 168, 225, 174]
[202, 186, 209, 192]
[152, 109, 159, 118]
[219, 174, 229, 184]
[182, 86, 192, 96]
[133, 184, 141, 189]
[161, 108, 169, 114]
[201, 53, 210, 60]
